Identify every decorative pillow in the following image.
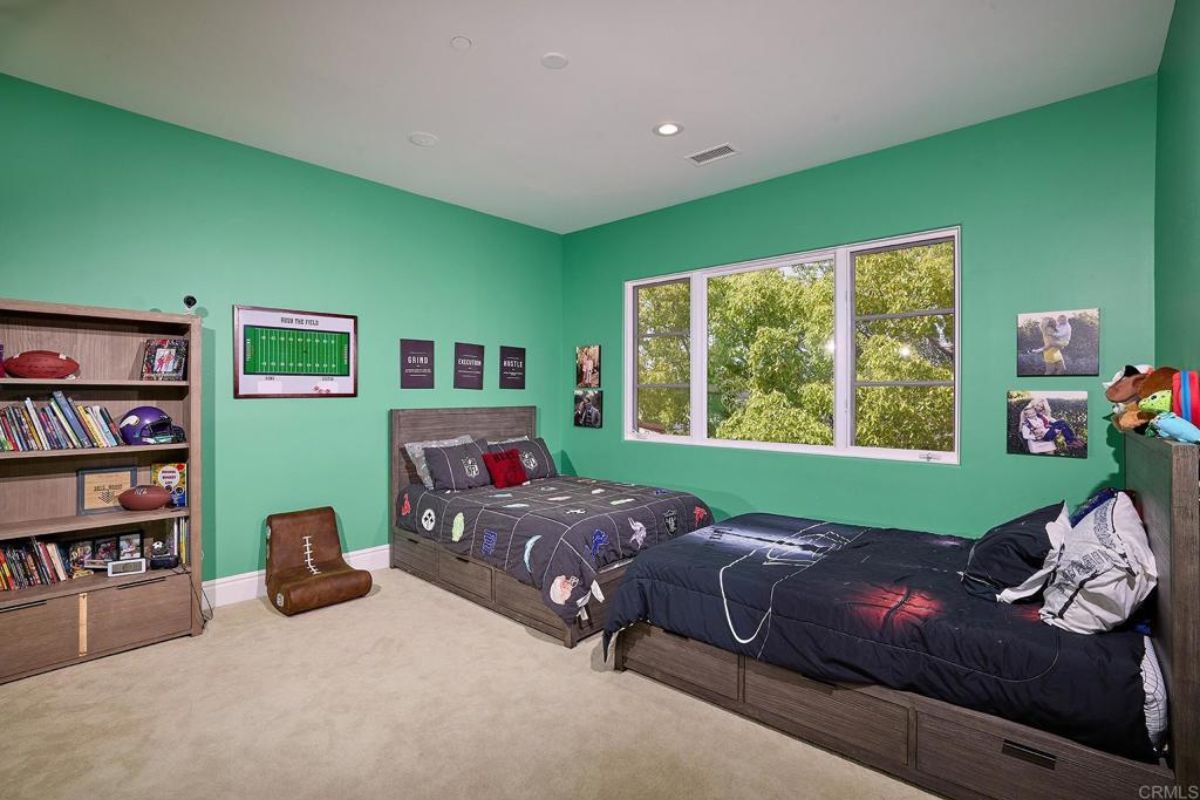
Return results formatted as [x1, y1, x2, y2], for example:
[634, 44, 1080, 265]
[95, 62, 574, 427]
[424, 439, 492, 491]
[961, 503, 1063, 600]
[489, 436, 557, 480]
[482, 448, 529, 489]
[487, 435, 529, 446]
[404, 434, 472, 489]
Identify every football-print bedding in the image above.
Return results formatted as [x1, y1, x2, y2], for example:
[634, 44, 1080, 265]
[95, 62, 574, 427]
[604, 513, 1161, 762]
[396, 476, 711, 622]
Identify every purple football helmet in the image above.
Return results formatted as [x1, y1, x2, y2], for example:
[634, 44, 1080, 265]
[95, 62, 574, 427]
[119, 406, 186, 445]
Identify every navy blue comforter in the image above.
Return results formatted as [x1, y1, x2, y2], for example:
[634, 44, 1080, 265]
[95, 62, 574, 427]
[604, 513, 1156, 761]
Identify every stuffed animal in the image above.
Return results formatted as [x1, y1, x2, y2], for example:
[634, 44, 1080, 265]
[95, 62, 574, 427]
[1105, 365, 1180, 433]
[1149, 412, 1200, 444]
[1140, 389, 1173, 415]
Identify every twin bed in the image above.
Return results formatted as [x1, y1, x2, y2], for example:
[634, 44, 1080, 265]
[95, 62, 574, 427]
[390, 407, 1198, 798]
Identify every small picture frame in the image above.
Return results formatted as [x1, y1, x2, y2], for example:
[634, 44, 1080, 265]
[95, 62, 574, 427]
[141, 338, 189, 381]
[67, 540, 94, 573]
[77, 465, 137, 514]
[92, 536, 119, 563]
[118, 531, 144, 560]
[145, 532, 177, 559]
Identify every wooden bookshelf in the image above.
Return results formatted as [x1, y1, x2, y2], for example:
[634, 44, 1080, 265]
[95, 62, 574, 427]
[0, 298, 203, 684]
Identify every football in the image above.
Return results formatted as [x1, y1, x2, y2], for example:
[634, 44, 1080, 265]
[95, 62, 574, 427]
[117, 485, 171, 512]
[3, 350, 80, 379]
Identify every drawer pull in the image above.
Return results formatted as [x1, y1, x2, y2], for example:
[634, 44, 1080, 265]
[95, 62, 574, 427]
[1001, 740, 1057, 770]
[406, 537, 421, 546]
[791, 673, 837, 696]
[454, 556, 470, 565]
[116, 576, 167, 590]
[0, 599, 48, 614]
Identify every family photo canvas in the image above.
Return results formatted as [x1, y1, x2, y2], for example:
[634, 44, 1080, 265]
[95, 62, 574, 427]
[575, 345, 600, 388]
[1007, 390, 1088, 458]
[1016, 308, 1099, 377]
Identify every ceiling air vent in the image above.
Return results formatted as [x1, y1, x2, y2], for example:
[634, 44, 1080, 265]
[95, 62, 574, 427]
[686, 143, 738, 166]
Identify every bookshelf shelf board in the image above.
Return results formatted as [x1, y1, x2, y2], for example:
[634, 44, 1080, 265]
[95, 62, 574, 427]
[0, 567, 191, 610]
[0, 508, 189, 541]
[0, 442, 189, 461]
[0, 378, 189, 388]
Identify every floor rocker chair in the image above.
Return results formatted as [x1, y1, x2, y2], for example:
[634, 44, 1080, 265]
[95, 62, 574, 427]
[266, 506, 372, 616]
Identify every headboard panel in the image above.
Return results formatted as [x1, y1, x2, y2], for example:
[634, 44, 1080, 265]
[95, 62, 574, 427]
[388, 406, 537, 528]
[1124, 433, 1198, 786]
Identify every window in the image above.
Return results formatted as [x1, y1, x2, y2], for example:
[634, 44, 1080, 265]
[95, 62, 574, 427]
[625, 228, 959, 463]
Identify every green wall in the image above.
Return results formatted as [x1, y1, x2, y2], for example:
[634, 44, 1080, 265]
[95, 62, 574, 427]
[0, 74, 564, 581]
[561, 79, 1158, 537]
[1156, 0, 1200, 369]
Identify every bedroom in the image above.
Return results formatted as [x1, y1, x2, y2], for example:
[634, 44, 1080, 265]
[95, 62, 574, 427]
[0, 1, 1197, 798]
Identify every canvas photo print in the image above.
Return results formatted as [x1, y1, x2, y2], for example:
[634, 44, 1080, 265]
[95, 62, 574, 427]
[1007, 390, 1088, 458]
[574, 389, 603, 428]
[1016, 308, 1099, 376]
[576, 345, 600, 388]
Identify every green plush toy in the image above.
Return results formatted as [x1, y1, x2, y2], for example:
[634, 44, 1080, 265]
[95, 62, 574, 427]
[1140, 389, 1173, 415]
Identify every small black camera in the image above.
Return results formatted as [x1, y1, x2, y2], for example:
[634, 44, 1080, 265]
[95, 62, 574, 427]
[183, 295, 197, 309]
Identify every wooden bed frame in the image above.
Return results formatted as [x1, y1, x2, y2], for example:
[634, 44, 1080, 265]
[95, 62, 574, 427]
[388, 406, 626, 648]
[614, 434, 1199, 798]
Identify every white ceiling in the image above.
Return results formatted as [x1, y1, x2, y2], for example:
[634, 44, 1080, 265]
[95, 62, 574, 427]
[0, 0, 1174, 233]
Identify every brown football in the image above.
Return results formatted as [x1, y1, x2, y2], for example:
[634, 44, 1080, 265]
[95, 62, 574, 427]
[3, 350, 80, 379]
[118, 485, 171, 512]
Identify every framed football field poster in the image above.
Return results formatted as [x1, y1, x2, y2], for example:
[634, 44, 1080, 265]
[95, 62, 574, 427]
[233, 305, 358, 398]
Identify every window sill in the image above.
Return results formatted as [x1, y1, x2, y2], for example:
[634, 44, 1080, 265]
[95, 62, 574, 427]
[623, 431, 959, 465]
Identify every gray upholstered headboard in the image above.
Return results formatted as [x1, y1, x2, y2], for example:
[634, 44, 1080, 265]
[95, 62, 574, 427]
[388, 406, 537, 528]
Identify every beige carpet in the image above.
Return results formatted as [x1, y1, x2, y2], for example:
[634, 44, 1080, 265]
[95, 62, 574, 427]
[1, 569, 932, 800]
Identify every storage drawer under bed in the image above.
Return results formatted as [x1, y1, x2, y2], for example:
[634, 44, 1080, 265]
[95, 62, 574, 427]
[915, 710, 1170, 799]
[743, 659, 909, 767]
[392, 530, 437, 578]
[618, 623, 739, 701]
[436, 550, 492, 601]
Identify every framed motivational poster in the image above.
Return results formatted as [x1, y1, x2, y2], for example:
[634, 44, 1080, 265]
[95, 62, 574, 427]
[400, 338, 435, 389]
[233, 305, 358, 398]
[454, 342, 484, 390]
[499, 346, 526, 390]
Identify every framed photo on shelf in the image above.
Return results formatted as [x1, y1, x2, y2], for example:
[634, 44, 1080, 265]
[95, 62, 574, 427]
[233, 305, 358, 398]
[118, 531, 144, 559]
[140, 338, 188, 381]
[77, 465, 136, 515]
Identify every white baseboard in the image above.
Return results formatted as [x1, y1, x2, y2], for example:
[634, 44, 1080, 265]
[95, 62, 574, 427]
[201, 544, 391, 609]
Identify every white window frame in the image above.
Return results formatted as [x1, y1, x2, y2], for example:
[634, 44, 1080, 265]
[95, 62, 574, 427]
[624, 227, 960, 465]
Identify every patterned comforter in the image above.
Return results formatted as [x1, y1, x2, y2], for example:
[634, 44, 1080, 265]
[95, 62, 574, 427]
[396, 476, 711, 621]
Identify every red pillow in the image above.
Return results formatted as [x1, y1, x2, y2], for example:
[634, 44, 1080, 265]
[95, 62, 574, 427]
[483, 448, 529, 489]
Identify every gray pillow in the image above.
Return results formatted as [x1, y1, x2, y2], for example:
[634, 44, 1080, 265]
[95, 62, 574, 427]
[425, 438, 492, 491]
[404, 434, 472, 489]
[488, 437, 557, 480]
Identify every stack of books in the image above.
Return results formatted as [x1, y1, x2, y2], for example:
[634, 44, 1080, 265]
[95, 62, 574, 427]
[0, 539, 72, 591]
[0, 392, 124, 452]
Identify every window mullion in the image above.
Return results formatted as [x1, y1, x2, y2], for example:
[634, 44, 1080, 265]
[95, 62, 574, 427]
[834, 248, 852, 449]
[690, 272, 707, 443]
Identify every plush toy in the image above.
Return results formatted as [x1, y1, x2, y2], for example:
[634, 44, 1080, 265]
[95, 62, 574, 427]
[1105, 365, 1180, 433]
[1140, 389, 1173, 415]
[1148, 412, 1200, 444]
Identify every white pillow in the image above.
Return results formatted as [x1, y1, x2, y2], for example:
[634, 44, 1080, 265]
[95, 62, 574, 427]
[999, 492, 1157, 634]
[404, 435, 472, 489]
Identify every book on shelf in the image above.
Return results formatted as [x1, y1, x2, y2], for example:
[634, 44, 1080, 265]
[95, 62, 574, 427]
[0, 538, 71, 591]
[0, 395, 128, 452]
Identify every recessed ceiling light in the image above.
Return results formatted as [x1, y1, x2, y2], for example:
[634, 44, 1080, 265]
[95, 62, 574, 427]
[653, 122, 683, 137]
[450, 35, 472, 51]
[540, 52, 569, 70]
[408, 131, 439, 148]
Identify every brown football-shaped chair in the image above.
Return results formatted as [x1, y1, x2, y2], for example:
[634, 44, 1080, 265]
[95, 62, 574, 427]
[265, 506, 372, 616]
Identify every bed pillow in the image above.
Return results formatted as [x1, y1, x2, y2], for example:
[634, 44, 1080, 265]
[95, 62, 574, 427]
[487, 435, 529, 446]
[404, 434, 472, 489]
[1000, 492, 1158, 633]
[424, 438, 492, 491]
[488, 436, 557, 480]
[961, 503, 1063, 600]
[483, 448, 529, 489]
